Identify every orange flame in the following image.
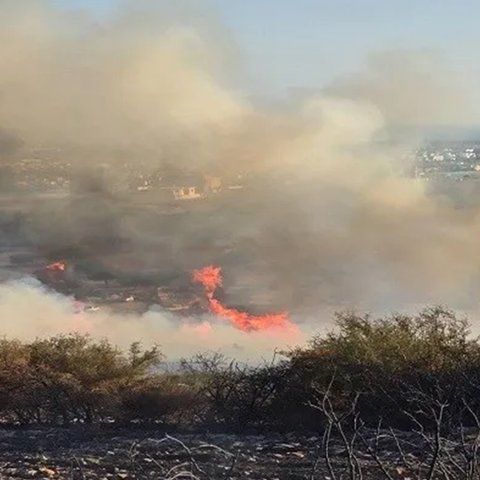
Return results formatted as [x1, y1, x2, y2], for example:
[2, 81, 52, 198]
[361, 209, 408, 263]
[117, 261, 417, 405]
[193, 265, 297, 333]
[46, 261, 66, 272]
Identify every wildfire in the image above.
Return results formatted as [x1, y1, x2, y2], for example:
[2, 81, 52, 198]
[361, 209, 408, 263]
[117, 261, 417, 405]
[46, 261, 66, 272]
[193, 265, 297, 333]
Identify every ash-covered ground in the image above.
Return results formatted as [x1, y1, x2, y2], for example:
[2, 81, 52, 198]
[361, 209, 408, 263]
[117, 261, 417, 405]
[0, 427, 428, 480]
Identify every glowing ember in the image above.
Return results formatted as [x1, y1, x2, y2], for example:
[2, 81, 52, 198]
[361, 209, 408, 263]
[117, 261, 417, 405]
[193, 265, 297, 333]
[46, 261, 66, 272]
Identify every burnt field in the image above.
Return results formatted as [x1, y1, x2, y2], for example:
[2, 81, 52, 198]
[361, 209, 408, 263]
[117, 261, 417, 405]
[0, 184, 344, 321]
[0, 189, 287, 314]
[0, 429, 333, 480]
[0, 427, 461, 480]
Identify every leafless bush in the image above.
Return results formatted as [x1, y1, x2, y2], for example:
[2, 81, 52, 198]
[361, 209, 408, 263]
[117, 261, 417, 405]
[309, 372, 480, 480]
[128, 434, 238, 480]
[180, 352, 289, 431]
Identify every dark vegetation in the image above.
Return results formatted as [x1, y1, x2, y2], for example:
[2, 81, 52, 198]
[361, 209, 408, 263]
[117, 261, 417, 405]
[4, 307, 480, 477]
[0, 308, 469, 428]
[0, 307, 479, 430]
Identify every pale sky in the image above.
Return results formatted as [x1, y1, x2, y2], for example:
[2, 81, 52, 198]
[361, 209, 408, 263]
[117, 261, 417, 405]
[56, 0, 480, 99]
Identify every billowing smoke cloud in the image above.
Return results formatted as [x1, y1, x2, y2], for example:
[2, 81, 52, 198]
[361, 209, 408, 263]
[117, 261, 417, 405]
[0, 278, 304, 361]
[0, 0, 480, 356]
[0, 0, 248, 165]
[326, 50, 475, 129]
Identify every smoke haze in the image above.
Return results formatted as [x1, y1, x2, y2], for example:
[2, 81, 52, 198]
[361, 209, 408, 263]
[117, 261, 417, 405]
[0, 0, 479, 358]
[0, 278, 304, 361]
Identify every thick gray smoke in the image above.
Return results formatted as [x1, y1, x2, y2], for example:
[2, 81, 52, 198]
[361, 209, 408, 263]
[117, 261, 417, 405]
[0, 0, 479, 357]
[0, 278, 303, 361]
[0, 0, 249, 166]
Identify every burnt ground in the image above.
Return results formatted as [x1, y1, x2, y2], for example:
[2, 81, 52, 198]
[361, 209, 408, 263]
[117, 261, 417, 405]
[0, 426, 435, 480]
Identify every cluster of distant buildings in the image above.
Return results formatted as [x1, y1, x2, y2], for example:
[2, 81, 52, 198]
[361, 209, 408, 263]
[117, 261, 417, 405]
[414, 142, 480, 180]
[0, 154, 245, 200]
[129, 170, 244, 200]
[5, 141, 480, 195]
[0, 157, 72, 192]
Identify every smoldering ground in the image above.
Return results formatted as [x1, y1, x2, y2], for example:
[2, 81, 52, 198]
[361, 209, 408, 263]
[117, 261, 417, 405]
[1, 1, 480, 356]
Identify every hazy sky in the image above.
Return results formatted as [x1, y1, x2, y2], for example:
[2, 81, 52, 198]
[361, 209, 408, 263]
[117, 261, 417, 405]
[53, 0, 480, 99]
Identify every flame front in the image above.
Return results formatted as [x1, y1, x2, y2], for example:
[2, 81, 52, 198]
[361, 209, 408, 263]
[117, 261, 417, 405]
[193, 265, 297, 333]
[46, 261, 66, 272]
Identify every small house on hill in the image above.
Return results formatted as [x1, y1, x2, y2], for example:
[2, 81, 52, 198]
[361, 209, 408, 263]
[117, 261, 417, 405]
[168, 172, 205, 201]
[173, 185, 203, 200]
